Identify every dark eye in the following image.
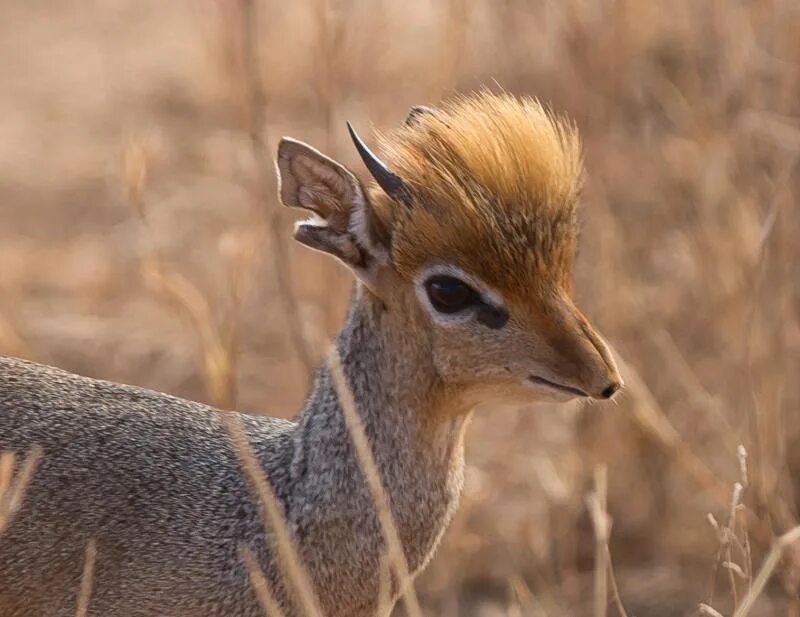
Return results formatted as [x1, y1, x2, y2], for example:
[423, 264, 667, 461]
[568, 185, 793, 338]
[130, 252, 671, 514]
[425, 276, 478, 313]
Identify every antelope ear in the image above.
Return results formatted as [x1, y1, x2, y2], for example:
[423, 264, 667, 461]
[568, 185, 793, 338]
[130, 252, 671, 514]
[276, 138, 388, 270]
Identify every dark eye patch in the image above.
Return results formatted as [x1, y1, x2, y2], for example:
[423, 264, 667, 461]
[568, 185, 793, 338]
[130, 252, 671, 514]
[476, 305, 509, 330]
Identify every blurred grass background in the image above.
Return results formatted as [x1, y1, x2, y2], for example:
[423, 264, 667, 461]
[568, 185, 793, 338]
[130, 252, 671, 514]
[1, 0, 799, 615]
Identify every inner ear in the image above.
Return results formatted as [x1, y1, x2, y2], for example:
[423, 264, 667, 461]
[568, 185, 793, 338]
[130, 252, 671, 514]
[276, 138, 387, 268]
[277, 138, 360, 233]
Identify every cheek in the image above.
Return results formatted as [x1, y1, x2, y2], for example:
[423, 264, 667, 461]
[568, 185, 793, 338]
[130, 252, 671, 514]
[499, 322, 553, 369]
[429, 327, 511, 381]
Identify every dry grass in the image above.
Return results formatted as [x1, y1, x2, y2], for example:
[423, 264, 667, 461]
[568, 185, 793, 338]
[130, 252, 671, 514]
[734, 527, 800, 617]
[241, 544, 286, 617]
[74, 539, 97, 617]
[1, 0, 799, 614]
[237, 0, 316, 382]
[224, 412, 324, 617]
[0, 448, 43, 539]
[587, 465, 629, 617]
[328, 347, 424, 617]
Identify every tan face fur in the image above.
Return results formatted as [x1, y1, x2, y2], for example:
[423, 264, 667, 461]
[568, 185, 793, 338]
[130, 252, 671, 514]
[276, 92, 622, 405]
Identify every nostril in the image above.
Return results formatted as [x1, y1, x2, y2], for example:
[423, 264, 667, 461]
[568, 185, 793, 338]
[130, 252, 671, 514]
[601, 382, 621, 399]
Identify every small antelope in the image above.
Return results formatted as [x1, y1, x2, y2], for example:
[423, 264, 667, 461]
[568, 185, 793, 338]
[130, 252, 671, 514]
[0, 92, 621, 616]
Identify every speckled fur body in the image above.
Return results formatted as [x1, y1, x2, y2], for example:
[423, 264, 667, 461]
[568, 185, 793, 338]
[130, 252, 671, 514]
[0, 291, 465, 617]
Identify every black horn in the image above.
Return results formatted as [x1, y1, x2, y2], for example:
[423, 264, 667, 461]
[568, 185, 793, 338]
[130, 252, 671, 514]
[347, 122, 412, 207]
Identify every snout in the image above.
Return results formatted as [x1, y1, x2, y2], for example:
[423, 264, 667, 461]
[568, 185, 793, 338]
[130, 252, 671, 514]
[531, 296, 623, 401]
[577, 317, 623, 400]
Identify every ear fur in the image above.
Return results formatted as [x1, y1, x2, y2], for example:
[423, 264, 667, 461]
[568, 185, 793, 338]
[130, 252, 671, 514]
[276, 137, 387, 269]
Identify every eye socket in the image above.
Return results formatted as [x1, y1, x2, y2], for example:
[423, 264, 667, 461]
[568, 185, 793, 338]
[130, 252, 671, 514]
[425, 276, 479, 313]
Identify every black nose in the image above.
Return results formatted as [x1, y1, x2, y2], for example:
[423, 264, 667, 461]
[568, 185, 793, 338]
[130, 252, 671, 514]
[601, 382, 621, 399]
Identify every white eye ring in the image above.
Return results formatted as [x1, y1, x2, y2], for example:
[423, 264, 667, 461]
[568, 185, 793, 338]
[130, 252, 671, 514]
[414, 263, 506, 327]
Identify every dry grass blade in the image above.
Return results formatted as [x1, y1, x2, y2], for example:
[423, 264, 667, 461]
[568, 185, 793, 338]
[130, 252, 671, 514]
[509, 576, 551, 617]
[737, 447, 753, 591]
[376, 554, 392, 617]
[328, 347, 424, 617]
[74, 539, 97, 617]
[240, 544, 286, 617]
[238, 0, 316, 380]
[713, 482, 744, 608]
[4, 446, 42, 513]
[732, 526, 800, 617]
[0, 450, 15, 537]
[705, 446, 754, 611]
[614, 353, 731, 508]
[0, 446, 43, 538]
[142, 259, 236, 408]
[222, 413, 323, 617]
[124, 139, 242, 409]
[651, 329, 738, 451]
[588, 465, 609, 617]
[0, 451, 15, 507]
[587, 464, 629, 617]
[605, 549, 630, 617]
[698, 603, 726, 617]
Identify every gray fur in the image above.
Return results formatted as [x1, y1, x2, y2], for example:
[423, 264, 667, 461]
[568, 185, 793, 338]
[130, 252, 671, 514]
[0, 291, 466, 617]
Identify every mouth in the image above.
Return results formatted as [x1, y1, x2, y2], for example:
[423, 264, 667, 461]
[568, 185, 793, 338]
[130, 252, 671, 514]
[525, 375, 589, 398]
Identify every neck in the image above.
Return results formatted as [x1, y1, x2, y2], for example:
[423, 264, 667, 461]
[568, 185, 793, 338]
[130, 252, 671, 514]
[285, 286, 470, 616]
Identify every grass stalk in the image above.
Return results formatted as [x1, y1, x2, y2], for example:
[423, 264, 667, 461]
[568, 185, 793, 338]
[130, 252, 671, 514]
[732, 526, 800, 617]
[0, 447, 43, 538]
[74, 539, 97, 617]
[588, 465, 608, 617]
[222, 413, 323, 617]
[240, 544, 286, 617]
[238, 0, 316, 380]
[328, 346, 425, 617]
[588, 464, 629, 617]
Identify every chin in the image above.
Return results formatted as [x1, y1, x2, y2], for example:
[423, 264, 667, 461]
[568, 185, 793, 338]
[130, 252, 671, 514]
[473, 381, 563, 407]
[525, 388, 580, 403]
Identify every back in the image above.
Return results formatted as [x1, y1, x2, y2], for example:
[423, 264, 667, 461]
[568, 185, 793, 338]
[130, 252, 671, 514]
[0, 356, 296, 617]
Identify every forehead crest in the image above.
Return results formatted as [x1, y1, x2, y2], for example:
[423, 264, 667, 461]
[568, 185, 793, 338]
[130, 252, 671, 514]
[370, 92, 584, 292]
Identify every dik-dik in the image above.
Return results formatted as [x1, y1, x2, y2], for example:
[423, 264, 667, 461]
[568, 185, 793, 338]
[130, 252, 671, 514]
[0, 92, 622, 616]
